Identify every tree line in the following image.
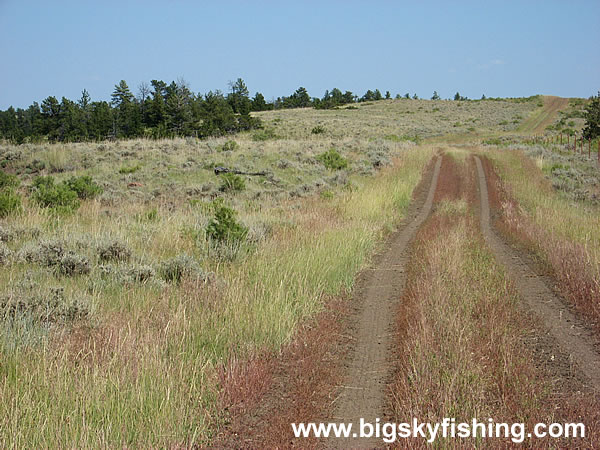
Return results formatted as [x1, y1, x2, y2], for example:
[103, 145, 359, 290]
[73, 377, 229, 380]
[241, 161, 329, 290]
[0, 79, 398, 144]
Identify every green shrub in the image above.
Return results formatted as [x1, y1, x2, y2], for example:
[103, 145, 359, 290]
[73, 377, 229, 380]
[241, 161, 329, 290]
[316, 148, 348, 170]
[219, 173, 246, 192]
[483, 138, 503, 146]
[31, 176, 80, 212]
[144, 208, 159, 222]
[252, 128, 277, 141]
[118, 164, 142, 174]
[219, 140, 239, 152]
[311, 126, 325, 135]
[205, 199, 248, 244]
[0, 170, 20, 190]
[0, 189, 22, 218]
[65, 176, 102, 200]
[320, 190, 334, 200]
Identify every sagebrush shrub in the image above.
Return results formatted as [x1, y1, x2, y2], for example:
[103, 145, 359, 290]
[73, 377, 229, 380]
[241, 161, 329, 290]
[159, 254, 201, 283]
[18, 239, 66, 266]
[56, 252, 91, 276]
[0, 243, 12, 265]
[125, 264, 155, 283]
[0, 284, 89, 324]
[311, 126, 325, 135]
[97, 240, 132, 262]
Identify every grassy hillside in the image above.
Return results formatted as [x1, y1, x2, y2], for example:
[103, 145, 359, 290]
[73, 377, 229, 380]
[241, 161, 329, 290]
[0, 95, 591, 446]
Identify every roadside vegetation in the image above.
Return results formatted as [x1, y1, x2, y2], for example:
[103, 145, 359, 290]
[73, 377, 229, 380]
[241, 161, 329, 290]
[389, 152, 599, 448]
[0, 99, 436, 445]
[2, 91, 599, 446]
[483, 150, 600, 333]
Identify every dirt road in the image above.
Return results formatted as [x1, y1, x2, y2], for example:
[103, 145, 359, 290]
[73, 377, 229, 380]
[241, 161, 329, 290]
[518, 95, 570, 134]
[217, 151, 600, 447]
[325, 156, 442, 448]
[475, 156, 600, 389]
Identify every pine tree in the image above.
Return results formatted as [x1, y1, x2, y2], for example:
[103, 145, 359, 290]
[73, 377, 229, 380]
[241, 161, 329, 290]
[583, 92, 600, 140]
[251, 92, 268, 111]
[111, 80, 134, 108]
[228, 78, 251, 115]
[431, 91, 440, 100]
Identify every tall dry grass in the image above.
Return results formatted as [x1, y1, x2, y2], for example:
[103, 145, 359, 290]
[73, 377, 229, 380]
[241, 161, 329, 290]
[0, 139, 434, 446]
[388, 154, 599, 448]
[483, 150, 600, 332]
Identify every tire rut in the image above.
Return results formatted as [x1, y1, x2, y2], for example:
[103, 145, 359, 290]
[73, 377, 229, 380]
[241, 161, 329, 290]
[325, 156, 442, 448]
[475, 156, 600, 390]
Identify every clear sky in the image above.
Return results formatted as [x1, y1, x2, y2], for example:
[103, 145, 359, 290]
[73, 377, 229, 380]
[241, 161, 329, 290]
[1, 0, 598, 109]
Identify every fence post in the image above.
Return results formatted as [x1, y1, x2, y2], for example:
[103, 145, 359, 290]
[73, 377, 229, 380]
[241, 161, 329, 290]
[560, 133, 563, 145]
[589, 138, 591, 159]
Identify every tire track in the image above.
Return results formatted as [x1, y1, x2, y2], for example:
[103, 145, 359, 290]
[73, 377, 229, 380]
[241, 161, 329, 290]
[326, 156, 442, 448]
[475, 156, 600, 390]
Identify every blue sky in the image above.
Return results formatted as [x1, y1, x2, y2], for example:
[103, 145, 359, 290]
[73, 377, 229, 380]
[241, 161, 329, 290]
[1, 0, 598, 109]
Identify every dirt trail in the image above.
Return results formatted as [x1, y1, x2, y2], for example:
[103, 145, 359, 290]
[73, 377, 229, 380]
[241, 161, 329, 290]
[475, 156, 600, 390]
[325, 156, 442, 448]
[518, 95, 569, 134]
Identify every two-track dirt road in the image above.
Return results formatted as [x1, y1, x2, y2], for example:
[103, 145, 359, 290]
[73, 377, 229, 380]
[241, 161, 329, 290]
[475, 156, 600, 388]
[518, 96, 570, 134]
[326, 156, 442, 447]
[323, 151, 600, 448]
[218, 149, 600, 448]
